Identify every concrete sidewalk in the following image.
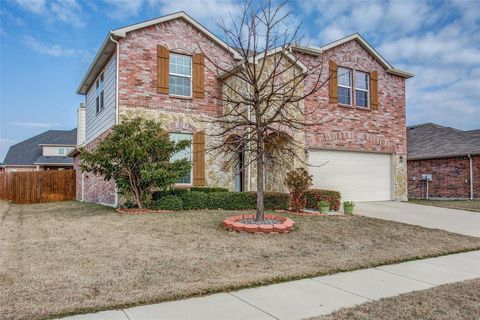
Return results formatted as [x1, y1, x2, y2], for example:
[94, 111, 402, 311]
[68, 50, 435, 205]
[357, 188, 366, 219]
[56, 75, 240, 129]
[356, 201, 480, 237]
[58, 250, 480, 320]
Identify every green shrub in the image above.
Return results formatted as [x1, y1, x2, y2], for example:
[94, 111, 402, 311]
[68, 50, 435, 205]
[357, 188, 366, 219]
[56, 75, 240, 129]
[343, 201, 355, 207]
[249, 192, 290, 210]
[207, 192, 256, 210]
[305, 189, 341, 211]
[318, 200, 330, 208]
[152, 189, 189, 201]
[181, 191, 209, 210]
[190, 187, 229, 193]
[153, 195, 183, 211]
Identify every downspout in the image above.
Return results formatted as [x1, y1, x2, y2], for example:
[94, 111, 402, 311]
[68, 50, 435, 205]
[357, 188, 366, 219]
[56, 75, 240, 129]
[247, 104, 252, 191]
[109, 33, 120, 206]
[468, 154, 473, 200]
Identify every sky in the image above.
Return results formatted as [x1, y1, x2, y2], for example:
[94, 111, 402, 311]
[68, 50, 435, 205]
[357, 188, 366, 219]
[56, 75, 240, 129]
[1, 0, 479, 161]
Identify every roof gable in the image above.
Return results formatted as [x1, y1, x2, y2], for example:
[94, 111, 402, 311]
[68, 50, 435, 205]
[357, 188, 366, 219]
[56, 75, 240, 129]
[293, 33, 413, 78]
[77, 12, 241, 94]
[3, 129, 77, 166]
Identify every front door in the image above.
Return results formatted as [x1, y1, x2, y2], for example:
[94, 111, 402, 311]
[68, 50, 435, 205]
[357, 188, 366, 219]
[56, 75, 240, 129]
[234, 152, 244, 192]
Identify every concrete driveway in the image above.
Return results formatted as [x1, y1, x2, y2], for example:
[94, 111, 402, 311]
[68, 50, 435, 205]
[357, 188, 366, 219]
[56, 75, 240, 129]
[356, 201, 480, 237]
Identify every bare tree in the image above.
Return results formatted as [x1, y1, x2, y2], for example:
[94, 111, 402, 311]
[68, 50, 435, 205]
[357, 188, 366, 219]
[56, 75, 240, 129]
[201, 0, 330, 222]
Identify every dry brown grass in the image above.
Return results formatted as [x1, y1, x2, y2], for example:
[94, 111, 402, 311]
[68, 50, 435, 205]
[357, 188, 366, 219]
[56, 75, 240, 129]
[1, 201, 480, 320]
[312, 278, 480, 320]
[409, 199, 480, 213]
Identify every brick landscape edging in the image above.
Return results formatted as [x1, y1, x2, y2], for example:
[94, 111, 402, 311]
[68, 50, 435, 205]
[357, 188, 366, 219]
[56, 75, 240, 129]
[223, 214, 294, 234]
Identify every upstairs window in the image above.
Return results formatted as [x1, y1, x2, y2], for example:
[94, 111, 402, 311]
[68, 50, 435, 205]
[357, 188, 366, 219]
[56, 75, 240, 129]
[169, 53, 192, 97]
[58, 147, 66, 155]
[338, 67, 352, 105]
[95, 73, 105, 114]
[355, 71, 369, 108]
[337, 67, 370, 108]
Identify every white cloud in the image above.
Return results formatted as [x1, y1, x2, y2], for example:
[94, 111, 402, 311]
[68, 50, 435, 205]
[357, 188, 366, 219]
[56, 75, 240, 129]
[103, 0, 143, 19]
[10, 121, 61, 128]
[22, 36, 75, 56]
[14, 0, 47, 14]
[14, 0, 84, 28]
[50, 0, 85, 28]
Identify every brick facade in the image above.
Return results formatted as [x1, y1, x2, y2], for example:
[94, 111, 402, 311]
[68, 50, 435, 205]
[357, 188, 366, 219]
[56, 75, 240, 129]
[73, 131, 116, 206]
[77, 16, 409, 205]
[408, 156, 480, 199]
[295, 40, 407, 199]
[117, 18, 232, 116]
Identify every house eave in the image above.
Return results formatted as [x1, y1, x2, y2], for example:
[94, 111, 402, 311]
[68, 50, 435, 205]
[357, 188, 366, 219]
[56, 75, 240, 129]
[292, 34, 414, 79]
[408, 152, 480, 161]
[76, 35, 117, 95]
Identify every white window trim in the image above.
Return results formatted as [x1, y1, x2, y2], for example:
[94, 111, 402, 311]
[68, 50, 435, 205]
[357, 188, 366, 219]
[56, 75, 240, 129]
[354, 71, 370, 108]
[95, 72, 105, 115]
[170, 132, 194, 185]
[169, 53, 193, 97]
[338, 67, 371, 109]
[338, 68, 352, 106]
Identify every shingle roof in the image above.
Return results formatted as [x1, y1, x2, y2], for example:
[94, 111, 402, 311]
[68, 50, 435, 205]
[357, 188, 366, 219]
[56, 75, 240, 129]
[407, 123, 480, 160]
[3, 129, 77, 166]
[33, 155, 74, 165]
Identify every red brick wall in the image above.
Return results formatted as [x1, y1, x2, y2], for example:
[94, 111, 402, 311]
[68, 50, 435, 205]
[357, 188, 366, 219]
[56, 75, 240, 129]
[295, 40, 406, 155]
[117, 18, 234, 116]
[73, 131, 116, 206]
[407, 155, 480, 199]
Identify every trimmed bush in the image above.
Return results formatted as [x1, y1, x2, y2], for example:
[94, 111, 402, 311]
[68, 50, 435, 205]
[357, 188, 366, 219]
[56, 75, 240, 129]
[152, 189, 189, 201]
[249, 192, 290, 210]
[190, 187, 229, 193]
[207, 192, 256, 210]
[153, 195, 183, 211]
[305, 189, 341, 211]
[181, 191, 209, 210]
[153, 190, 290, 211]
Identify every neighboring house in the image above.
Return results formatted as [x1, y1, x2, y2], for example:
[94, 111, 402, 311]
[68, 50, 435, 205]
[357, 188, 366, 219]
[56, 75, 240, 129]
[407, 123, 480, 199]
[73, 11, 412, 206]
[3, 129, 77, 172]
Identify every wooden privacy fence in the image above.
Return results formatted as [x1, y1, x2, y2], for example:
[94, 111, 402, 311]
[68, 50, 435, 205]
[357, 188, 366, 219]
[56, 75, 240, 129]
[0, 170, 76, 204]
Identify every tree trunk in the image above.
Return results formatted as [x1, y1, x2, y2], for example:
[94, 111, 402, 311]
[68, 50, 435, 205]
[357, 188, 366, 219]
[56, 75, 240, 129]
[255, 139, 265, 222]
[128, 171, 143, 209]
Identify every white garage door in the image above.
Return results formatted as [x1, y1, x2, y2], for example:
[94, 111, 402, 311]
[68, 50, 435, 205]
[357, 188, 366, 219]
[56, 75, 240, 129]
[308, 149, 393, 202]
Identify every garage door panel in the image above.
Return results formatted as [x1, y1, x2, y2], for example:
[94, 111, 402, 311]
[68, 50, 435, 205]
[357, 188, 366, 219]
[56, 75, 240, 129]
[308, 150, 392, 202]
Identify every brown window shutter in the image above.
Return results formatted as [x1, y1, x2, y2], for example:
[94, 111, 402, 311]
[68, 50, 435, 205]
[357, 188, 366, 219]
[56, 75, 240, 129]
[157, 45, 169, 94]
[192, 53, 205, 98]
[329, 60, 338, 104]
[193, 131, 206, 186]
[370, 71, 379, 110]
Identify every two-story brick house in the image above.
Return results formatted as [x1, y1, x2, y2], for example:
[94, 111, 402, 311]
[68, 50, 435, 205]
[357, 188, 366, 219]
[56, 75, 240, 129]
[72, 12, 412, 206]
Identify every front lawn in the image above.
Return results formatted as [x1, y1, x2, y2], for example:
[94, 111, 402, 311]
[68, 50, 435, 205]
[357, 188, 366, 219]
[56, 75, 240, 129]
[1, 201, 480, 320]
[409, 199, 480, 213]
[312, 278, 480, 320]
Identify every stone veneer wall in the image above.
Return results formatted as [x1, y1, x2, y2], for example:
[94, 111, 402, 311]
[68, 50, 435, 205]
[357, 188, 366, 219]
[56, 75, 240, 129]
[294, 40, 408, 200]
[73, 131, 117, 206]
[408, 156, 480, 199]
